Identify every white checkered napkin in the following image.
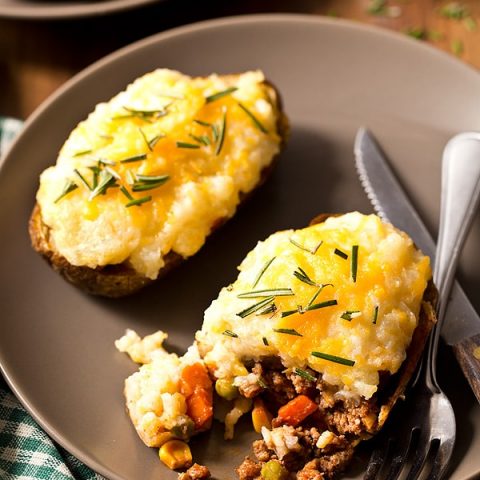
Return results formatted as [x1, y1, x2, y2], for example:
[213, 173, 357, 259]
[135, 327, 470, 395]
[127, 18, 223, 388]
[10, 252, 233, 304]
[0, 117, 105, 479]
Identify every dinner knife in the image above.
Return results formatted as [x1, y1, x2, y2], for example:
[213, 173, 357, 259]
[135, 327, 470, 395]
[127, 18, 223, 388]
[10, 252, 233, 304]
[354, 128, 480, 403]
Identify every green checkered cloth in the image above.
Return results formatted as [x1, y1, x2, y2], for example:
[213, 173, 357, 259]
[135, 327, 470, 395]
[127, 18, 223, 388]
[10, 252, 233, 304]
[0, 117, 104, 480]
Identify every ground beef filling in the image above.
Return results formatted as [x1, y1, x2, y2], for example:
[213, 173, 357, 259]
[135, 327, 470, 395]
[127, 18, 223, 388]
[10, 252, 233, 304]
[236, 360, 380, 479]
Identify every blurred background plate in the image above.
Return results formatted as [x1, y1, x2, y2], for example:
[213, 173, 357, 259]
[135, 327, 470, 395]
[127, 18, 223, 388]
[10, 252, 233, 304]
[0, 14, 479, 480]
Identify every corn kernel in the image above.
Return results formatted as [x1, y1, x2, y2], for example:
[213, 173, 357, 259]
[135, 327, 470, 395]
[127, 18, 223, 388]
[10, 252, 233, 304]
[252, 399, 273, 433]
[156, 432, 173, 446]
[215, 378, 238, 400]
[159, 440, 193, 470]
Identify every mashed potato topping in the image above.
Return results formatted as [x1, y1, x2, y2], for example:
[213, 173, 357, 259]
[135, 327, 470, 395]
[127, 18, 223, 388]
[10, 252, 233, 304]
[36, 69, 282, 279]
[196, 213, 431, 399]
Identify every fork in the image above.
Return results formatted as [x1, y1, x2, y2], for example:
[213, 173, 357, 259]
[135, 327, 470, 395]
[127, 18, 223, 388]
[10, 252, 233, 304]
[364, 132, 480, 480]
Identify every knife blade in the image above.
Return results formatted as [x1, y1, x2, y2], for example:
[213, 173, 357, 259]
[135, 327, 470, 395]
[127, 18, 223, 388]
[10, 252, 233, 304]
[354, 127, 480, 402]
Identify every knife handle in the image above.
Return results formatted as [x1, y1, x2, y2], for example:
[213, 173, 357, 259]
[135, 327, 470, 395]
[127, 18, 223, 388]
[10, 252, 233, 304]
[452, 333, 480, 404]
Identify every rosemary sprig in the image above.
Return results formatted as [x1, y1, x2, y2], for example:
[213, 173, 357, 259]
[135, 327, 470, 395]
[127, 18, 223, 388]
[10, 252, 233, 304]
[205, 87, 238, 103]
[126, 195, 152, 207]
[131, 174, 170, 192]
[340, 310, 361, 321]
[189, 134, 211, 146]
[215, 110, 227, 156]
[222, 330, 238, 338]
[252, 256, 276, 288]
[311, 351, 355, 367]
[88, 166, 100, 189]
[281, 308, 300, 318]
[351, 245, 359, 282]
[121, 106, 169, 121]
[306, 299, 338, 311]
[334, 248, 348, 260]
[237, 296, 275, 318]
[119, 153, 147, 164]
[293, 267, 317, 287]
[74, 169, 92, 191]
[273, 328, 303, 337]
[89, 170, 118, 200]
[258, 303, 277, 315]
[120, 186, 133, 201]
[373, 306, 379, 325]
[54, 180, 78, 203]
[176, 141, 200, 149]
[237, 288, 293, 299]
[294, 368, 316, 382]
[289, 238, 323, 255]
[139, 128, 164, 152]
[238, 102, 268, 134]
[307, 284, 334, 307]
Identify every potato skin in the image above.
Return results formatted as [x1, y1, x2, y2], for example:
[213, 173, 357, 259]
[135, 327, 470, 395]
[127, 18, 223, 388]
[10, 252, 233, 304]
[28, 80, 289, 298]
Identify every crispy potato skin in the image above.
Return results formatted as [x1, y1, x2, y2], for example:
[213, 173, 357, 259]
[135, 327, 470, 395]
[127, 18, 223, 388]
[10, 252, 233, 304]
[29, 81, 289, 298]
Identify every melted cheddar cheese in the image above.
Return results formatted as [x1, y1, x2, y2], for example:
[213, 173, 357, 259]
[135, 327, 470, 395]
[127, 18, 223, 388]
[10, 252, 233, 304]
[196, 213, 431, 399]
[36, 69, 282, 279]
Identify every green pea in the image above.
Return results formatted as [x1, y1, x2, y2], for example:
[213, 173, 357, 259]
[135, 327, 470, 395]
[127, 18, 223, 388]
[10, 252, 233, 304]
[261, 460, 288, 480]
[215, 378, 238, 401]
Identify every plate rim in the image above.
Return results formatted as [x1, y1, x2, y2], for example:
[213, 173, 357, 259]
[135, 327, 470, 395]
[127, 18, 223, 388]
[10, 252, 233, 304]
[1, 13, 480, 480]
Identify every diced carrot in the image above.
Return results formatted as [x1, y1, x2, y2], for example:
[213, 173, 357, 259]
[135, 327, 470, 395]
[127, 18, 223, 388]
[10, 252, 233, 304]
[179, 363, 212, 397]
[276, 395, 318, 427]
[186, 387, 213, 430]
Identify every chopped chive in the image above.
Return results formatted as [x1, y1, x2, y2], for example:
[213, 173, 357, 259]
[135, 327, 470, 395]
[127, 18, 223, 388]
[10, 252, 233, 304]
[73, 149, 92, 157]
[334, 248, 348, 260]
[98, 158, 116, 166]
[307, 284, 334, 307]
[306, 299, 338, 311]
[262, 337, 269, 346]
[237, 296, 275, 318]
[257, 377, 268, 389]
[194, 119, 212, 127]
[294, 368, 316, 382]
[281, 308, 300, 318]
[119, 153, 147, 164]
[238, 102, 268, 134]
[222, 330, 238, 338]
[311, 351, 355, 367]
[126, 195, 152, 207]
[237, 288, 294, 299]
[176, 141, 201, 149]
[74, 169, 92, 190]
[373, 306, 379, 325]
[340, 310, 361, 321]
[54, 180, 78, 203]
[205, 87, 238, 103]
[258, 303, 277, 315]
[215, 111, 227, 156]
[273, 328, 303, 337]
[293, 267, 317, 287]
[189, 134, 211, 146]
[351, 245, 359, 282]
[120, 186, 133, 201]
[289, 238, 323, 255]
[252, 256, 276, 288]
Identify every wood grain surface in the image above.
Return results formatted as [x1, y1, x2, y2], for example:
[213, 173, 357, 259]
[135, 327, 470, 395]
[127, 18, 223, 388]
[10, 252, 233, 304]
[1, 0, 480, 119]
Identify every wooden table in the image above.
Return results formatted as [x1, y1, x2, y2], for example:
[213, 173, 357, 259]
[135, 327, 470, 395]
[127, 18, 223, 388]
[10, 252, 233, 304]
[1, 0, 480, 119]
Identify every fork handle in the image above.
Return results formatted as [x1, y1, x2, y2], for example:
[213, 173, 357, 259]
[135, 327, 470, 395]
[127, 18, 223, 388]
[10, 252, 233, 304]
[452, 333, 480, 403]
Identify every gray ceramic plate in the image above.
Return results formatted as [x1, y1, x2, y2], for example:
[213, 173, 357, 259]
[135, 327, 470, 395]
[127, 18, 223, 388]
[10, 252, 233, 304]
[0, 14, 479, 480]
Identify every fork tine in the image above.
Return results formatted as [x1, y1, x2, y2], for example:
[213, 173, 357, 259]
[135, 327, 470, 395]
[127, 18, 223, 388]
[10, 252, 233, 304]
[428, 438, 455, 480]
[384, 427, 420, 480]
[364, 437, 393, 480]
[404, 435, 432, 480]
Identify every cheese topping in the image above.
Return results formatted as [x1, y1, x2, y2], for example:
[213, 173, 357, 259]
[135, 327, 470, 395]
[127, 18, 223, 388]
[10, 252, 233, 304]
[36, 69, 282, 279]
[196, 213, 431, 399]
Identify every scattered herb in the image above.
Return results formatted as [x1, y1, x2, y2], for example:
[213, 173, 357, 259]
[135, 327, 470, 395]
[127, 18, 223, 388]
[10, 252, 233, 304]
[223, 330, 238, 338]
[273, 328, 303, 337]
[258, 303, 277, 315]
[215, 110, 227, 156]
[262, 337, 269, 346]
[132, 175, 170, 192]
[252, 256, 276, 288]
[238, 288, 294, 299]
[117, 106, 170, 122]
[54, 180, 78, 203]
[307, 284, 334, 307]
[373, 305, 379, 325]
[340, 310, 362, 321]
[351, 245, 359, 282]
[189, 134, 211, 146]
[289, 238, 323, 255]
[294, 368, 316, 382]
[119, 153, 147, 164]
[148, 134, 164, 150]
[205, 87, 238, 103]
[194, 119, 212, 127]
[176, 142, 201, 149]
[126, 195, 152, 208]
[73, 149, 92, 157]
[89, 170, 118, 200]
[440, 2, 469, 20]
[451, 39, 464, 56]
[237, 296, 275, 318]
[334, 248, 348, 260]
[88, 165, 100, 189]
[311, 351, 355, 367]
[212, 124, 219, 143]
[238, 102, 268, 134]
[281, 308, 301, 318]
[98, 158, 116, 166]
[105, 166, 121, 180]
[120, 185, 133, 201]
[74, 169, 92, 190]
[293, 267, 317, 287]
[306, 299, 338, 311]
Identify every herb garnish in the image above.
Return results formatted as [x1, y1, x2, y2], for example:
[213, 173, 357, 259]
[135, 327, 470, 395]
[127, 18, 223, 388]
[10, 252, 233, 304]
[334, 248, 348, 260]
[120, 186, 133, 201]
[351, 245, 359, 282]
[311, 351, 355, 367]
[340, 310, 361, 321]
[54, 180, 78, 203]
[215, 111, 227, 156]
[89, 170, 118, 200]
[273, 328, 303, 337]
[373, 306, 379, 325]
[294, 368, 316, 382]
[293, 267, 317, 286]
[194, 119, 212, 127]
[307, 284, 334, 307]
[126, 195, 152, 208]
[306, 299, 338, 311]
[119, 154, 147, 164]
[116, 106, 170, 122]
[205, 87, 238, 103]
[289, 238, 323, 255]
[189, 134, 211, 146]
[238, 103, 268, 134]
[74, 169, 92, 191]
[237, 296, 275, 318]
[223, 330, 238, 338]
[237, 288, 293, 299]
[262, 337, 269, 346]
[252, 257, 276, 288]
[258, 303, 277, 315]
[138, 128, 164, 152]
[176, 142, 201, 149]
[98, 158, 117, 166]
[132, 174, 170, 192]
[73, 149, 92, 157]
